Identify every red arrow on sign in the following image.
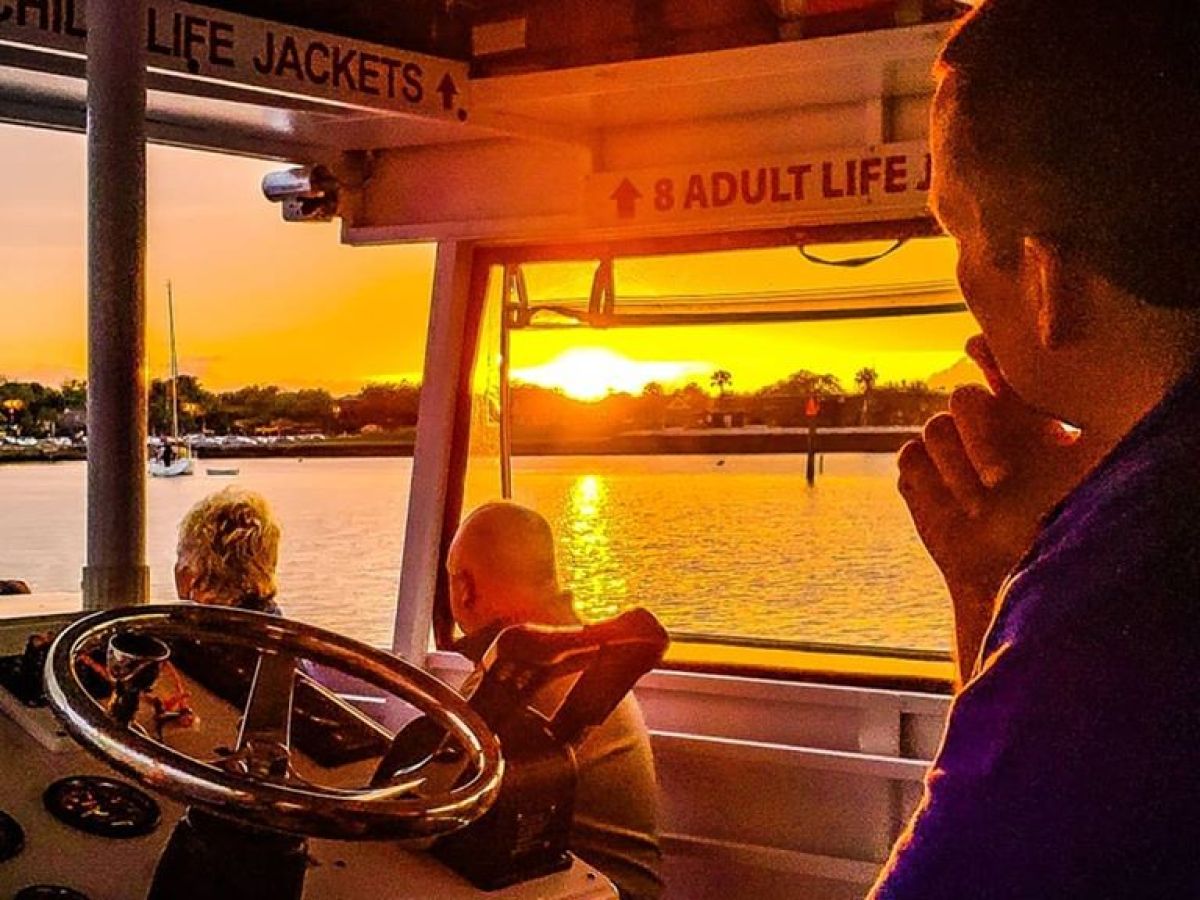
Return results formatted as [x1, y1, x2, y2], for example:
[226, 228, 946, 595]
[610, 178, 643, 219]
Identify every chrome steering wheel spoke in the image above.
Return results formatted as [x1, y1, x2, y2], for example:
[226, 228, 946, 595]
[234, 650, 298, 780]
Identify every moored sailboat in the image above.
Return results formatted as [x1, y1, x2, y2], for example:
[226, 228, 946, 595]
[149, 281, 194, 478]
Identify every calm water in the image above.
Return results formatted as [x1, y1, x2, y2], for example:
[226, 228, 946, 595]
[0, 455, 951, 653]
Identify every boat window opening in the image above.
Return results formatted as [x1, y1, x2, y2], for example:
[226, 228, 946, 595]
[0, 123, 434, 648]
[452, 240, 973, 667]
[505, 239, 964, 330]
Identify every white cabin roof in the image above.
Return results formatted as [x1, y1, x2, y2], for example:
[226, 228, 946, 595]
[2, 3, 950, 246]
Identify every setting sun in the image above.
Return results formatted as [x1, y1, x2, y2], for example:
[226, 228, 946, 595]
[512, 348, 709, 400]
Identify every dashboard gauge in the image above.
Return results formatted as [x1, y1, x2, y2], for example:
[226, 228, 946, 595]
[0, 809, 23, 862]
[43, 776, 160, 839]
[13, 887, 91, 899]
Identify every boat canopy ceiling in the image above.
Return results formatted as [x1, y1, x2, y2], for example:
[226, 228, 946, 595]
[194, 1, 469, 58]
[165, 1, 969, 71]
[1, 0, 958, 248]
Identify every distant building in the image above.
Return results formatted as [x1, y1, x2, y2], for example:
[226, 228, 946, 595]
[704, 410, 748, 429]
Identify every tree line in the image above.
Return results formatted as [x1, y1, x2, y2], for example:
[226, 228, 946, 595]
[0, 366, 947, 440]
[508, 366, 948, 442]
[0, 376, 419, 438]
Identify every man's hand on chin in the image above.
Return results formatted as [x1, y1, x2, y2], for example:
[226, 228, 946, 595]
[897, 335, 1103, 684]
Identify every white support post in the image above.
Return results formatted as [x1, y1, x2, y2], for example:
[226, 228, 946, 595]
[392, 242, 482, 661]
[83, 0, 150, 610]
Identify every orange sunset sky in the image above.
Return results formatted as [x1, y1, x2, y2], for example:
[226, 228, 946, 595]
[0, 123, 979, 398]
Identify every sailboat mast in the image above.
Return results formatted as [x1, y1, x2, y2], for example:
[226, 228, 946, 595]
[167, 280, 179, 440]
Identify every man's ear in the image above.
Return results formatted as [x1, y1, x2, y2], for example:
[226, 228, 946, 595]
[1022, 235, 1085, 350]
[453, 569, 478, 618]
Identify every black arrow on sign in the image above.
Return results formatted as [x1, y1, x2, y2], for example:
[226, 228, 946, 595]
[611, 178, 643, 219]
[437, 73, 459, 111]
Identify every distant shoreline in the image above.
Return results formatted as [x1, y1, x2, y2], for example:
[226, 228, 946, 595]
[0, 428, 918, 465]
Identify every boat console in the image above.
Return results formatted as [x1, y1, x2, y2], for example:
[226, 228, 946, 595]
[0, 605, 663, 900]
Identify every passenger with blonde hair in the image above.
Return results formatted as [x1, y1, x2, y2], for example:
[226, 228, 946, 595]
[175, 488, 282, 615]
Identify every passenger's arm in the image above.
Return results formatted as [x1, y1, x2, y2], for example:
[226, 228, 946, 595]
[946, 580, 999, 688]
[897, 336, 1102, 686]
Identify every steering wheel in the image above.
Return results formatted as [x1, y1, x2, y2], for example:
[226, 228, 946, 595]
[45, 604, 503, 841]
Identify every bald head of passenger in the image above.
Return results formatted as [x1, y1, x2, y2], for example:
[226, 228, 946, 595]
[447, 502, 578, 635]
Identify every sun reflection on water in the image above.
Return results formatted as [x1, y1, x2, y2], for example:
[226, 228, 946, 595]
[561, 474, 627, 622]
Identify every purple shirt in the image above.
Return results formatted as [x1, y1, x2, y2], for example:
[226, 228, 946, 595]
[872, 366, 1200, 898]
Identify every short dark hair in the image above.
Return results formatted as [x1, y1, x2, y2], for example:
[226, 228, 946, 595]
[937, 0, 1200, 309]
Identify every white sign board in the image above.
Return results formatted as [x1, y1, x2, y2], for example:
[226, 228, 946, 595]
[588, 141, 931, 230]
[0, 0, 471, 120]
